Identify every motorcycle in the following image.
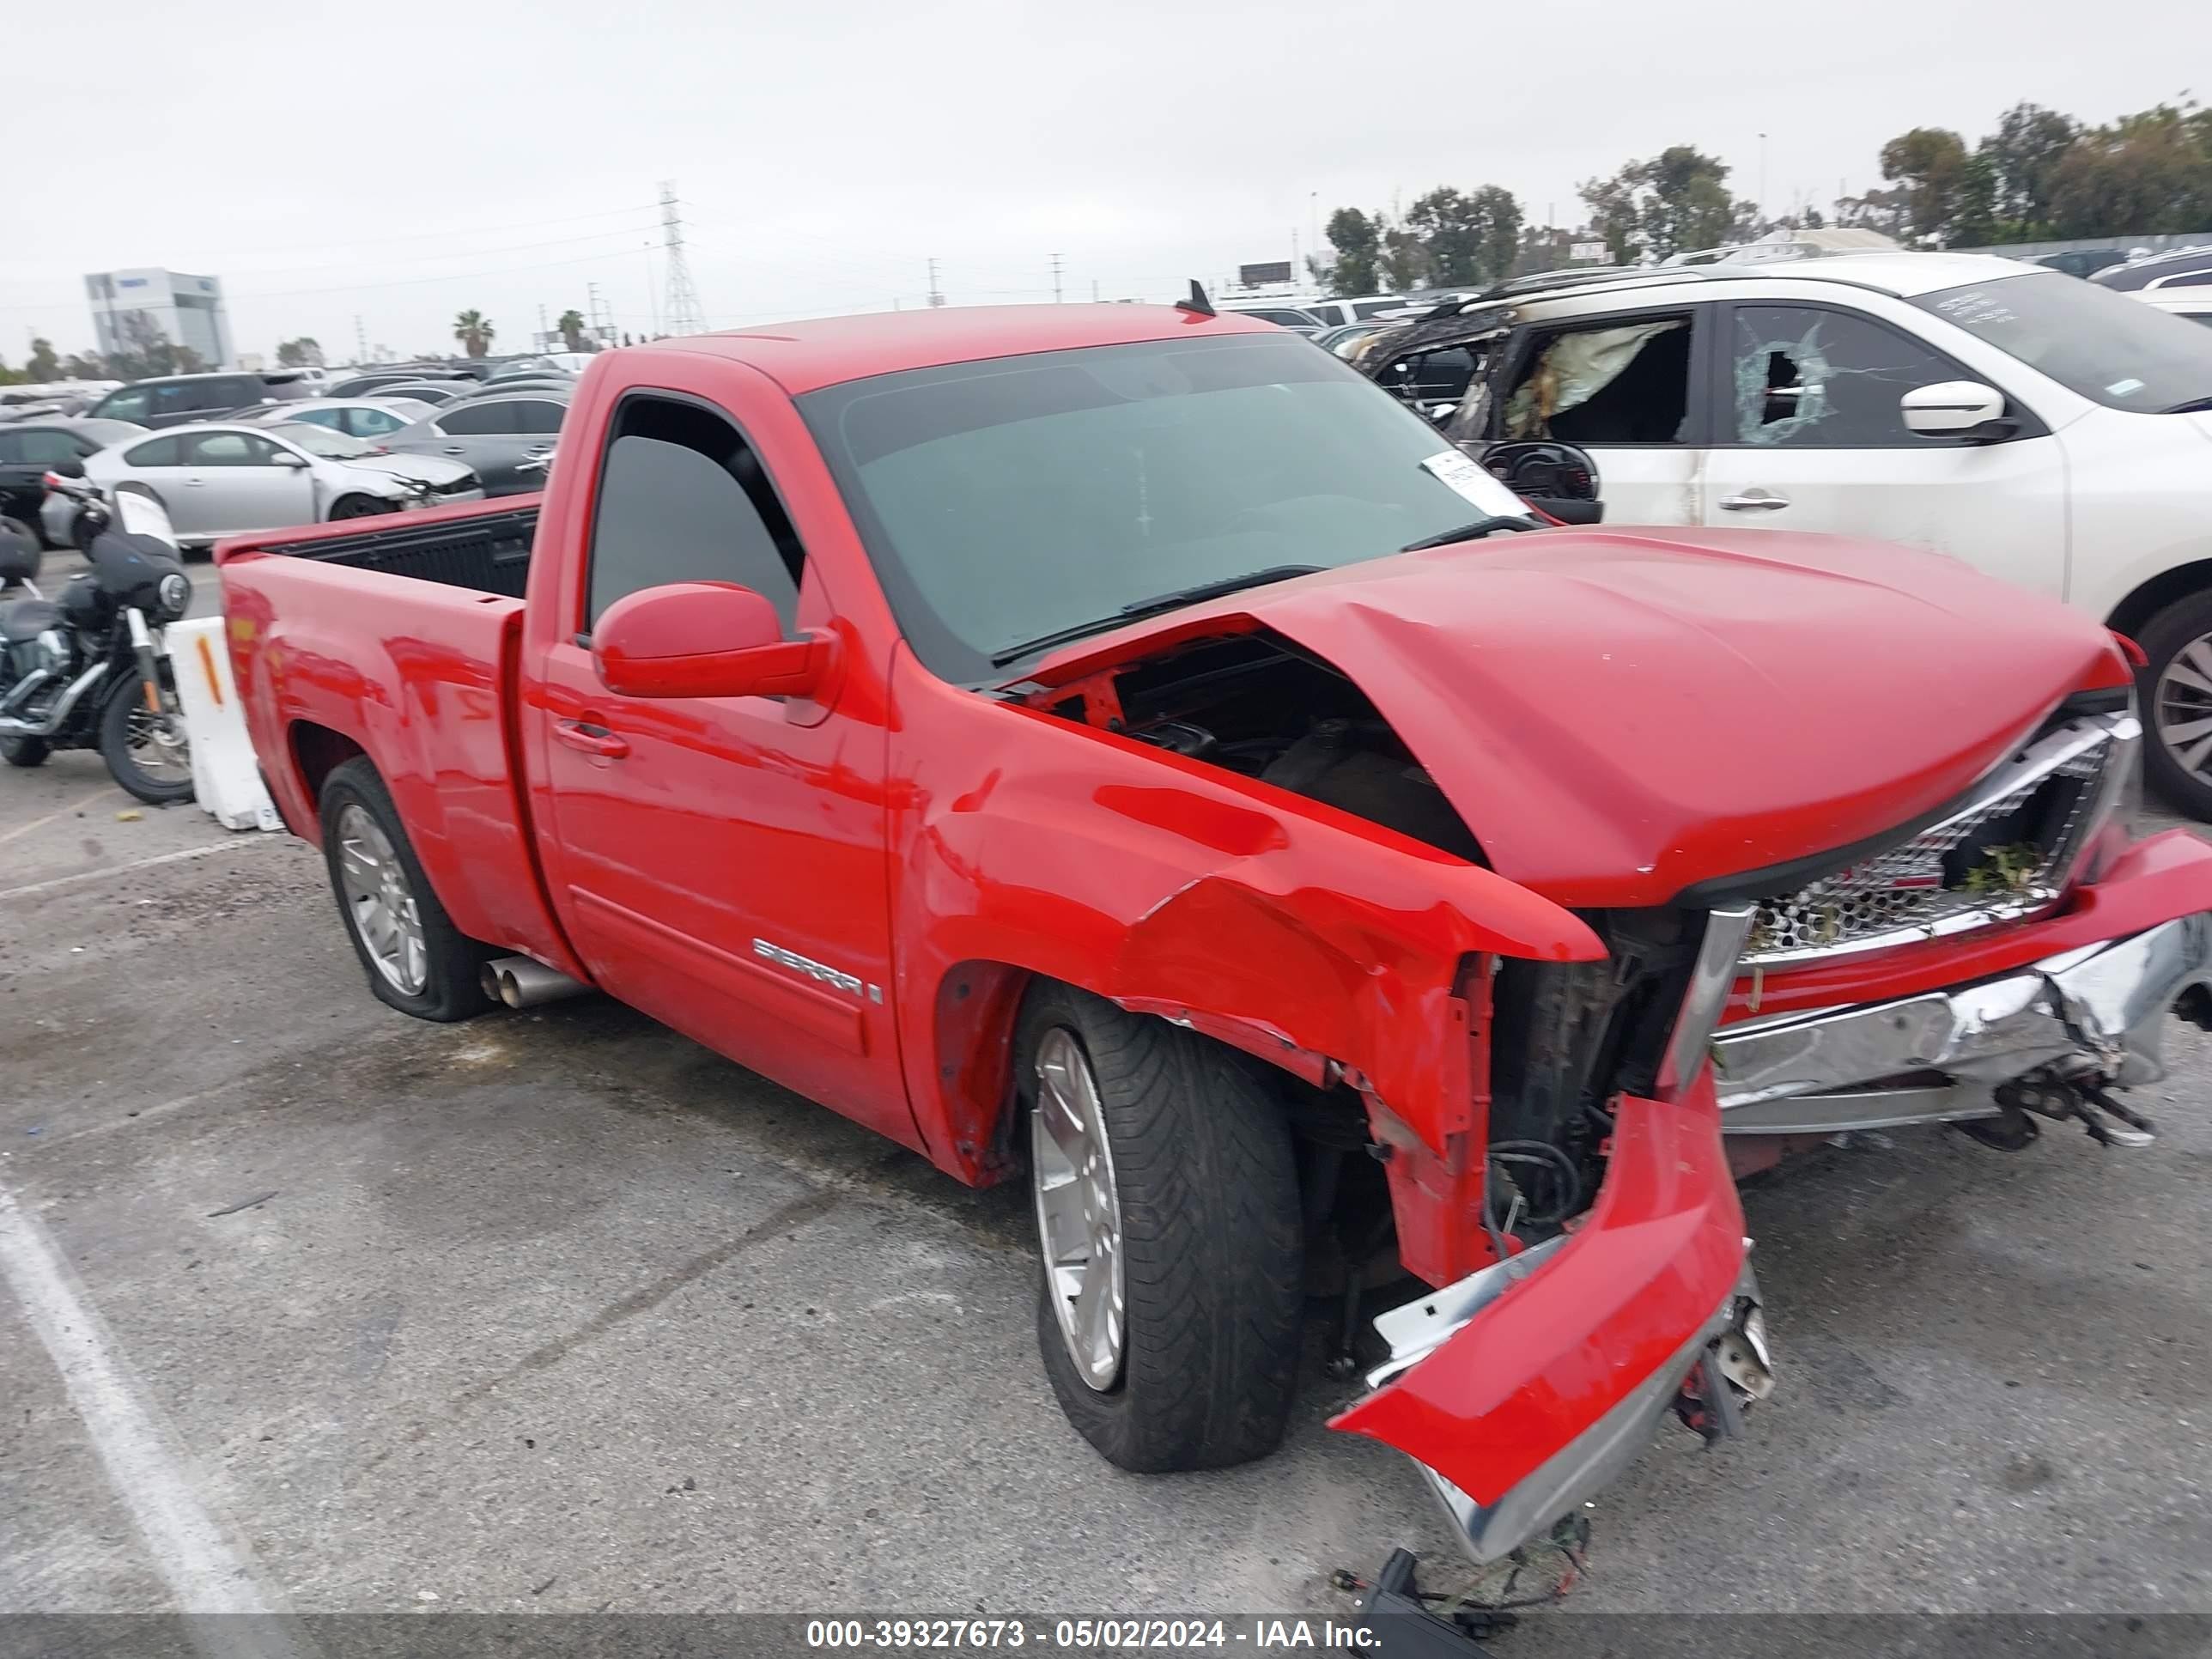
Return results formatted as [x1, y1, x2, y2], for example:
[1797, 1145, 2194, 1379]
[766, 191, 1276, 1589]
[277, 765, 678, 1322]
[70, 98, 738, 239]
[0, 462, 195, 804]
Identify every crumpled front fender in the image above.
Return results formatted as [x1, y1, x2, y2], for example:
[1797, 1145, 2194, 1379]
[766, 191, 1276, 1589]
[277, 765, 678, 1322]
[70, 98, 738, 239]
[1330, 1073, 1747, 1559]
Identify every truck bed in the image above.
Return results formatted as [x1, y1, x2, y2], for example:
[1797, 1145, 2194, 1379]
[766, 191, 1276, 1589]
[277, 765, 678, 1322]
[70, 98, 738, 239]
[217, 497, 583, 981]
[238, 500, 539, 598]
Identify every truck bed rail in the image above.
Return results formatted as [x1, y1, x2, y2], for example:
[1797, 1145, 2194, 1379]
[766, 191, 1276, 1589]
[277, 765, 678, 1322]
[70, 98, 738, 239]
[246, 505, 538, 598]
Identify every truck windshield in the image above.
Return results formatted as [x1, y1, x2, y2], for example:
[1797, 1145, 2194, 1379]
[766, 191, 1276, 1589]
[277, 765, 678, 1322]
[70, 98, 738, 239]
[799, 331, 1525, 681]
[1912, 271, 2212, 415]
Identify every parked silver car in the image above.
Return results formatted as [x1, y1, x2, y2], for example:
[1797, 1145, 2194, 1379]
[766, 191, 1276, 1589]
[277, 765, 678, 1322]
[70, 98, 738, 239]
[234, 398, 436, 441]
[82, 422, 484, 546]
[375, 393, 567, 495]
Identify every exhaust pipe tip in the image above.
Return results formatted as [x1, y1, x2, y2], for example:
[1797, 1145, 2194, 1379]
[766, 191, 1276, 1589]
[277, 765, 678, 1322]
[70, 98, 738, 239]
[480, 956, 588, 1010]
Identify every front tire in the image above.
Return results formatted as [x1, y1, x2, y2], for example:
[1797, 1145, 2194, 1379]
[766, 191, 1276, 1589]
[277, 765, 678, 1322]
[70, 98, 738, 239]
[1017, 983, 1304, 1473]
[98, 671, 193, 804]
[2138, 590, 2212, 819]
[330, 494, 392, 521]
[319, 757, 490, 1021]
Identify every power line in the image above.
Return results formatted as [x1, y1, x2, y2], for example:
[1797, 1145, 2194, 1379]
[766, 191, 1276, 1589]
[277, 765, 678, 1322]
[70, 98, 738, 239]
[163, 201, 665, 261]
[659, 180, 708, 336]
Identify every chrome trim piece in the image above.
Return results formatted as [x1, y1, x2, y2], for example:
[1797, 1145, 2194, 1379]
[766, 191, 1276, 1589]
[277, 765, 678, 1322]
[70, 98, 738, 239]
[1410, 1267, 1762, 1563]
[1713, 914, 2212, 1133]
[1743, 713, 2136, 968]
[1662, 905, 1757, 1100]
[0, 659, 107, 739]
[1363, 1237, 1569, 1391]
[751, 938, 865, 999]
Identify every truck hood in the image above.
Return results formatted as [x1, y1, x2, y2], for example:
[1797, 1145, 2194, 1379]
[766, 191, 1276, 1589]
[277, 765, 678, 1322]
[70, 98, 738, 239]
[1018, 526, 2126, 908]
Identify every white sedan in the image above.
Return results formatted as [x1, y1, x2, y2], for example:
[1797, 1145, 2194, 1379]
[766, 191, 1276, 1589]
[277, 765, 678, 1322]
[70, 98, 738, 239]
[233, 397, 437, 441]
[82, 422, 484, 547]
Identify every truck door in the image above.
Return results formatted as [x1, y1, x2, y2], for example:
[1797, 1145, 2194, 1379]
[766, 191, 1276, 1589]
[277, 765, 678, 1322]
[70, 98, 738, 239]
[1487, 307, 1711, 526]
[1699, 301, 2067, 597]
[526, 380, 918, 1150]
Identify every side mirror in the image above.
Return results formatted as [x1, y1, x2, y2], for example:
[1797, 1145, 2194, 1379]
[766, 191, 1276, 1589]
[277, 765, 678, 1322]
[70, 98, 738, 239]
[271, 450, 310, 468]
[1901, 380, 2008, 438]
[592, 581, 831, 700]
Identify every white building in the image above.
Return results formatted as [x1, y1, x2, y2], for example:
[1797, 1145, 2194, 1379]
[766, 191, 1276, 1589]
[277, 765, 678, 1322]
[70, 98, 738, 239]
[85, 268, 234, 368]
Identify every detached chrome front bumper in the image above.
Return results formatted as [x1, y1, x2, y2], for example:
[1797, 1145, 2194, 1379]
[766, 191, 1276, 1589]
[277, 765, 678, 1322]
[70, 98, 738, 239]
[1712, 914, 2212, 1134]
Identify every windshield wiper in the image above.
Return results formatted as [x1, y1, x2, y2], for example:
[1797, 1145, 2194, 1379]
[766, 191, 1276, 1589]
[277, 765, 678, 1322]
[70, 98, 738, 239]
[1400, 514, 1537, 552]
[988, 565, 1325, 669]
[2160, 395, 2212, 414]
[1115, 563, 1325, 616]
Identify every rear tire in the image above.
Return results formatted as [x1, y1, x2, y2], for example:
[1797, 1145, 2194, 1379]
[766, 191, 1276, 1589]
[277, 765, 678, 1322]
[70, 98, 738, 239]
[1, 734, 49, 767]
[330, 494, 392, 521]
[2137, 590, 2212, 820]
[1016, 982, 1304, 1473]
[98, 671, 194, 804]
[319, 757, 491, 1021]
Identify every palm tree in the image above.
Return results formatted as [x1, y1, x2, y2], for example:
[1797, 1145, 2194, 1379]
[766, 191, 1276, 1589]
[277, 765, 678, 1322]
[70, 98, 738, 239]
[556, 308, 588, 352]
[453, 309, 495, 358]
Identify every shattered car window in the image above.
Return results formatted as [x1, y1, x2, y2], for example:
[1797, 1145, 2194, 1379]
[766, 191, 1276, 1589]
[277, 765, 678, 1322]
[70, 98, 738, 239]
[1730, 307, 1966, 447]
[1502, 319, 1689, 444]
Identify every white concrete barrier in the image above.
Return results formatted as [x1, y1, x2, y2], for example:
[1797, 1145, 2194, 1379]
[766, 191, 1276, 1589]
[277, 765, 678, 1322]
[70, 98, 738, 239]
[165, 617, 280, 832]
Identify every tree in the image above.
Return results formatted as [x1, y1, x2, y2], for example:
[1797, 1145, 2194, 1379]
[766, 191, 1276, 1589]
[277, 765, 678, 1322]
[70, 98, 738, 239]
[1577, 172, 1641, 263]
[1405, 188, 1481, 285]
[556, 308, 588, 352]
[1322, 209, 1382, 297]
[1982, 102, 2079, 235]
[62, 351, 106, 380]
[105, 310, 200, 379]
[2046, 104, 2212, 238]
[276, 337, 324, 368]
[1378, 223, 1429, 290]
[453, 309, 496, 358]
[26, 338, 60, 381]
[1878, 127, 1971, 244]
[1578, 145, 1738, 262]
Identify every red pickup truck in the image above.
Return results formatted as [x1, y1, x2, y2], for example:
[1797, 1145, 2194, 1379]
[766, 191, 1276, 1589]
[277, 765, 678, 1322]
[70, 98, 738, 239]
[219, 304, 2212, 1568]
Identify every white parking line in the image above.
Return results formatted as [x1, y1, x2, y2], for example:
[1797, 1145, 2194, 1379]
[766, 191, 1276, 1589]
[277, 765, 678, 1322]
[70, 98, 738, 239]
[0, 1180, 313, 1655]
[0, 838, 270, 903]
[0, 785, 125, 848]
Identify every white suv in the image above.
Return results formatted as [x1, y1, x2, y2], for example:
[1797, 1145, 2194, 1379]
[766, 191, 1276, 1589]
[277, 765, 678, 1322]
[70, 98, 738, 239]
[1364, 254, 2212, 812]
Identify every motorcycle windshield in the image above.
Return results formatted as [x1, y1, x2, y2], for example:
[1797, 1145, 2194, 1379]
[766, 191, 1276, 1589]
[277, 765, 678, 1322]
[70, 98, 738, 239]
[113, 490, 178, 547]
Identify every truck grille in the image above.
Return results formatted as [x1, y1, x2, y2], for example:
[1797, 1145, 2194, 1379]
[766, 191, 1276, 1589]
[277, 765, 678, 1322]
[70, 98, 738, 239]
[1741, 711, 2136, 967]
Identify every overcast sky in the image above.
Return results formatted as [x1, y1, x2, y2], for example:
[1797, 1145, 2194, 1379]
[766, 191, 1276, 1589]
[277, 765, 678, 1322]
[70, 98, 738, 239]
[3, 0, 2199, 365]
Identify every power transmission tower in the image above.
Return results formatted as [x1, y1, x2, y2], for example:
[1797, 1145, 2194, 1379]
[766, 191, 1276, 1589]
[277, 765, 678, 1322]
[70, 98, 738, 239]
[353, 313, 367, 365]
[658, 180, 708, 335]
[1050, 252, 1063, 303]
[586, 282, 616, 348]
[927, 258, 945, 308]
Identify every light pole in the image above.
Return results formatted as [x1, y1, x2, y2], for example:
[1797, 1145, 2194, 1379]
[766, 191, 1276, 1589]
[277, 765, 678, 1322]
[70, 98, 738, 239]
[1759, 132, 1769, 228]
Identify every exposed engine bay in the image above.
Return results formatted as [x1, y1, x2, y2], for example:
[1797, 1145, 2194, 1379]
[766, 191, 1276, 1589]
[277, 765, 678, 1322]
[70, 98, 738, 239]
[1022, 629, 1702, 1261]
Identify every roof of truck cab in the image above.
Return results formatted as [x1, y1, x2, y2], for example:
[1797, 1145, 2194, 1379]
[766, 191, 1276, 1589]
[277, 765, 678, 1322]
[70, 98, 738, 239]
[650, 304, 1277, 395]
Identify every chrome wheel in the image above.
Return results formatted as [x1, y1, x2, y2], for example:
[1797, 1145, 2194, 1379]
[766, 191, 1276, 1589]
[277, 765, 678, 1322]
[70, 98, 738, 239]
[335, 805, 427, 994]
[1030, 1027, 1126, 1391]
[2154, 633, 2212, 784]
[121, 701, 191, 788]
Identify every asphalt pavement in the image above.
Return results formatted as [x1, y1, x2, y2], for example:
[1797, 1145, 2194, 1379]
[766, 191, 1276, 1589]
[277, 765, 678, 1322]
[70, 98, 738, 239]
[0, 566, 2207, 1642]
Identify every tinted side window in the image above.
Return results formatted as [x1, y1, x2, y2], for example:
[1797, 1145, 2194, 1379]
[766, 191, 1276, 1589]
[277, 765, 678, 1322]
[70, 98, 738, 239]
[437, 402, 520, 435]
[290, 409, 344, 431]
[125, 436, 183, 466]
[585, 396, 805, 633]
[1502, 315, 1693, 444]
[345, 408, 406, 436]
[99, 387, 154, 422]
[184, 432, 278, 465]
[15, 430, 82, 465]
[515, 400, 567, 435]
[1729, 306, 1969, 447]
[0, 433, 19, 463]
